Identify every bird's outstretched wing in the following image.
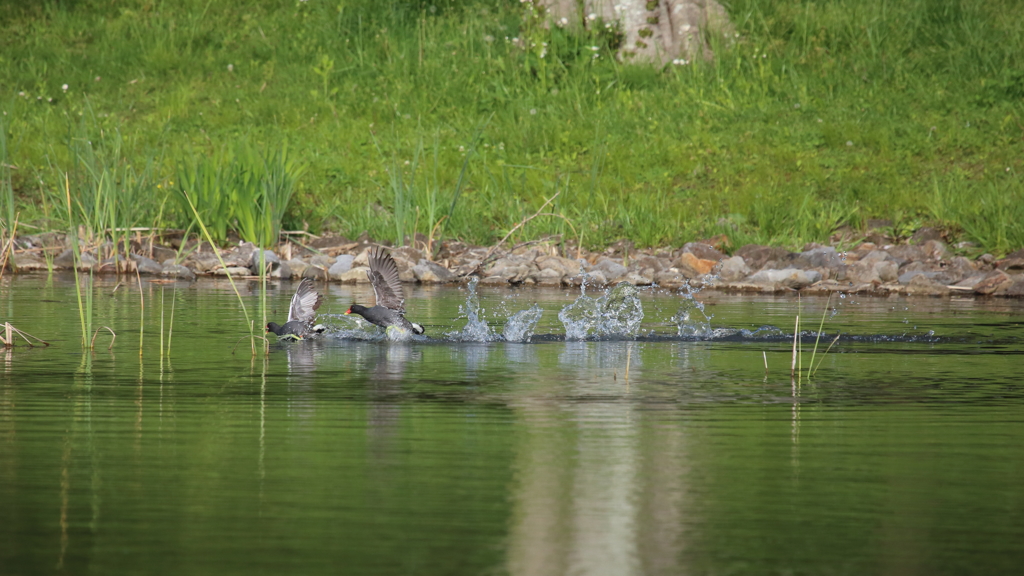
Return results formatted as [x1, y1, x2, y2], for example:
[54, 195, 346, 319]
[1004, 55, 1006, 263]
[288, 278, 323, 324]
[367, 246, 405, 312]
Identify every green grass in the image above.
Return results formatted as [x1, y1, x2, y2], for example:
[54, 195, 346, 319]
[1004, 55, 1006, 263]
[1, 0, 1023, 254]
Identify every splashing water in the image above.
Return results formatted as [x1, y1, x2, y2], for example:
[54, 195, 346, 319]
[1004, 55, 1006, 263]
[559, 281, 645, 340]
[447, 277, 498, 342]
[318, 313, 387, 341]
[385, 325, 416, 342]
[597, 282, 644, 337]
[558, 291, 600, 340]
[672, 288, 713, 338]
[502, 305, 544, 343]
[558, 263, 601, 339]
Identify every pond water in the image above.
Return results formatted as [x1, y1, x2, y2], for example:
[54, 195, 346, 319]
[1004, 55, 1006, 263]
[2, 274, 1023, 575]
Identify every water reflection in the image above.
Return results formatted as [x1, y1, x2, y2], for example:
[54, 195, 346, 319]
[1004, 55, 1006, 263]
[508, 342, 688, 576]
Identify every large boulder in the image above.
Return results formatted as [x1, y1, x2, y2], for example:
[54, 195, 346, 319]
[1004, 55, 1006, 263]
[747, 268, 822, 290]
[328, 255, 355, 280]
[413, 260, 455, 283]
[653, 269, 687, 287]
[858, 249, 894, 265]
[537, 255, 582, 278]
[945, 256, 978, 285]
[680, 242, 725, 262]
[843, 261, 881, 285]
[674, 252, 716, 278]
[795, 246, 843, 269]
[214, 266, 251, 278]
[161, 264, 196, 281]
[905, 274, 950, 296]
[996, 258, 1024, 273]
[717, 256, 750, 282]
[184, 252, 220, 274]
[248, 249, 279, 272]
[593, 257, 627, 280]
[531, 267, 565, 286]
[887, 244, 927, 266]
[130, 254, 163, 275]
[285, 258, 309, 277]
[972, 270, 1014, 295]
[735, 244, 791, 271]
[335, 267, 370, 283]
[10, 252, 50, 270]
[875, 260, 898, 283]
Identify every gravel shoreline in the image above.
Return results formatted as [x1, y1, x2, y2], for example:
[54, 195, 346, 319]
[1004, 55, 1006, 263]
[6, 229, 1024, 298]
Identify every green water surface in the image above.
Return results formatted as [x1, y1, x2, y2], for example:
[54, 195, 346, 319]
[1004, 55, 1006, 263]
[2, 275, 1023, 575]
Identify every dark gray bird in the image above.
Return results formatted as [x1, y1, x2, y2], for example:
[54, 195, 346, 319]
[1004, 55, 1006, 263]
[345, 247, 424, 335]
[266, 278, 326, 340]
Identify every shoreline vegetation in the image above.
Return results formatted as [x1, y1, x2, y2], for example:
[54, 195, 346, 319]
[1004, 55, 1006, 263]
[2, 0, 1023, 288]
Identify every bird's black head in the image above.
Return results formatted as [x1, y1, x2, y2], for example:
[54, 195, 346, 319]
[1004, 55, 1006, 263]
[266, 322, 281, 334]
[346, 304, 368, 315]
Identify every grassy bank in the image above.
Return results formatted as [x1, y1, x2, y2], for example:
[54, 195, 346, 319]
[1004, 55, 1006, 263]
[1, 0, 1023, 254]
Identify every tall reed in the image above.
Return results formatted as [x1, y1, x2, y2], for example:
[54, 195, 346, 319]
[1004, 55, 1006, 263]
[0, 116, 15, 277]
[55, 119, 157, 272]
[175, 139, 305, 248]
[64, 174, 90, 349]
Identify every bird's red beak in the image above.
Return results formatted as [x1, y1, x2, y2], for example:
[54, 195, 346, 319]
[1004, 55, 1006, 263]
[345, 307, 352, 315]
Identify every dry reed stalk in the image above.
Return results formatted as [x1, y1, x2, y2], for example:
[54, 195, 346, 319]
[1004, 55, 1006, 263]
[482, 190, 561, 265]
[89, 327, 116, 351]
[624, 344, 632, 383]
[1, 322, 50, 347]
[534, 212, 583, 260]
[167, 287, 176, 356]
[812, 334, 842, 377]
[807, 292, 833, 378]
[0, 213, 19, 282]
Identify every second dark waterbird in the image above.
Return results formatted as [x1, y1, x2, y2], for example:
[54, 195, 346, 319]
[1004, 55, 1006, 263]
[266, 278, 326, 340]
[345, 247, 425, 335]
